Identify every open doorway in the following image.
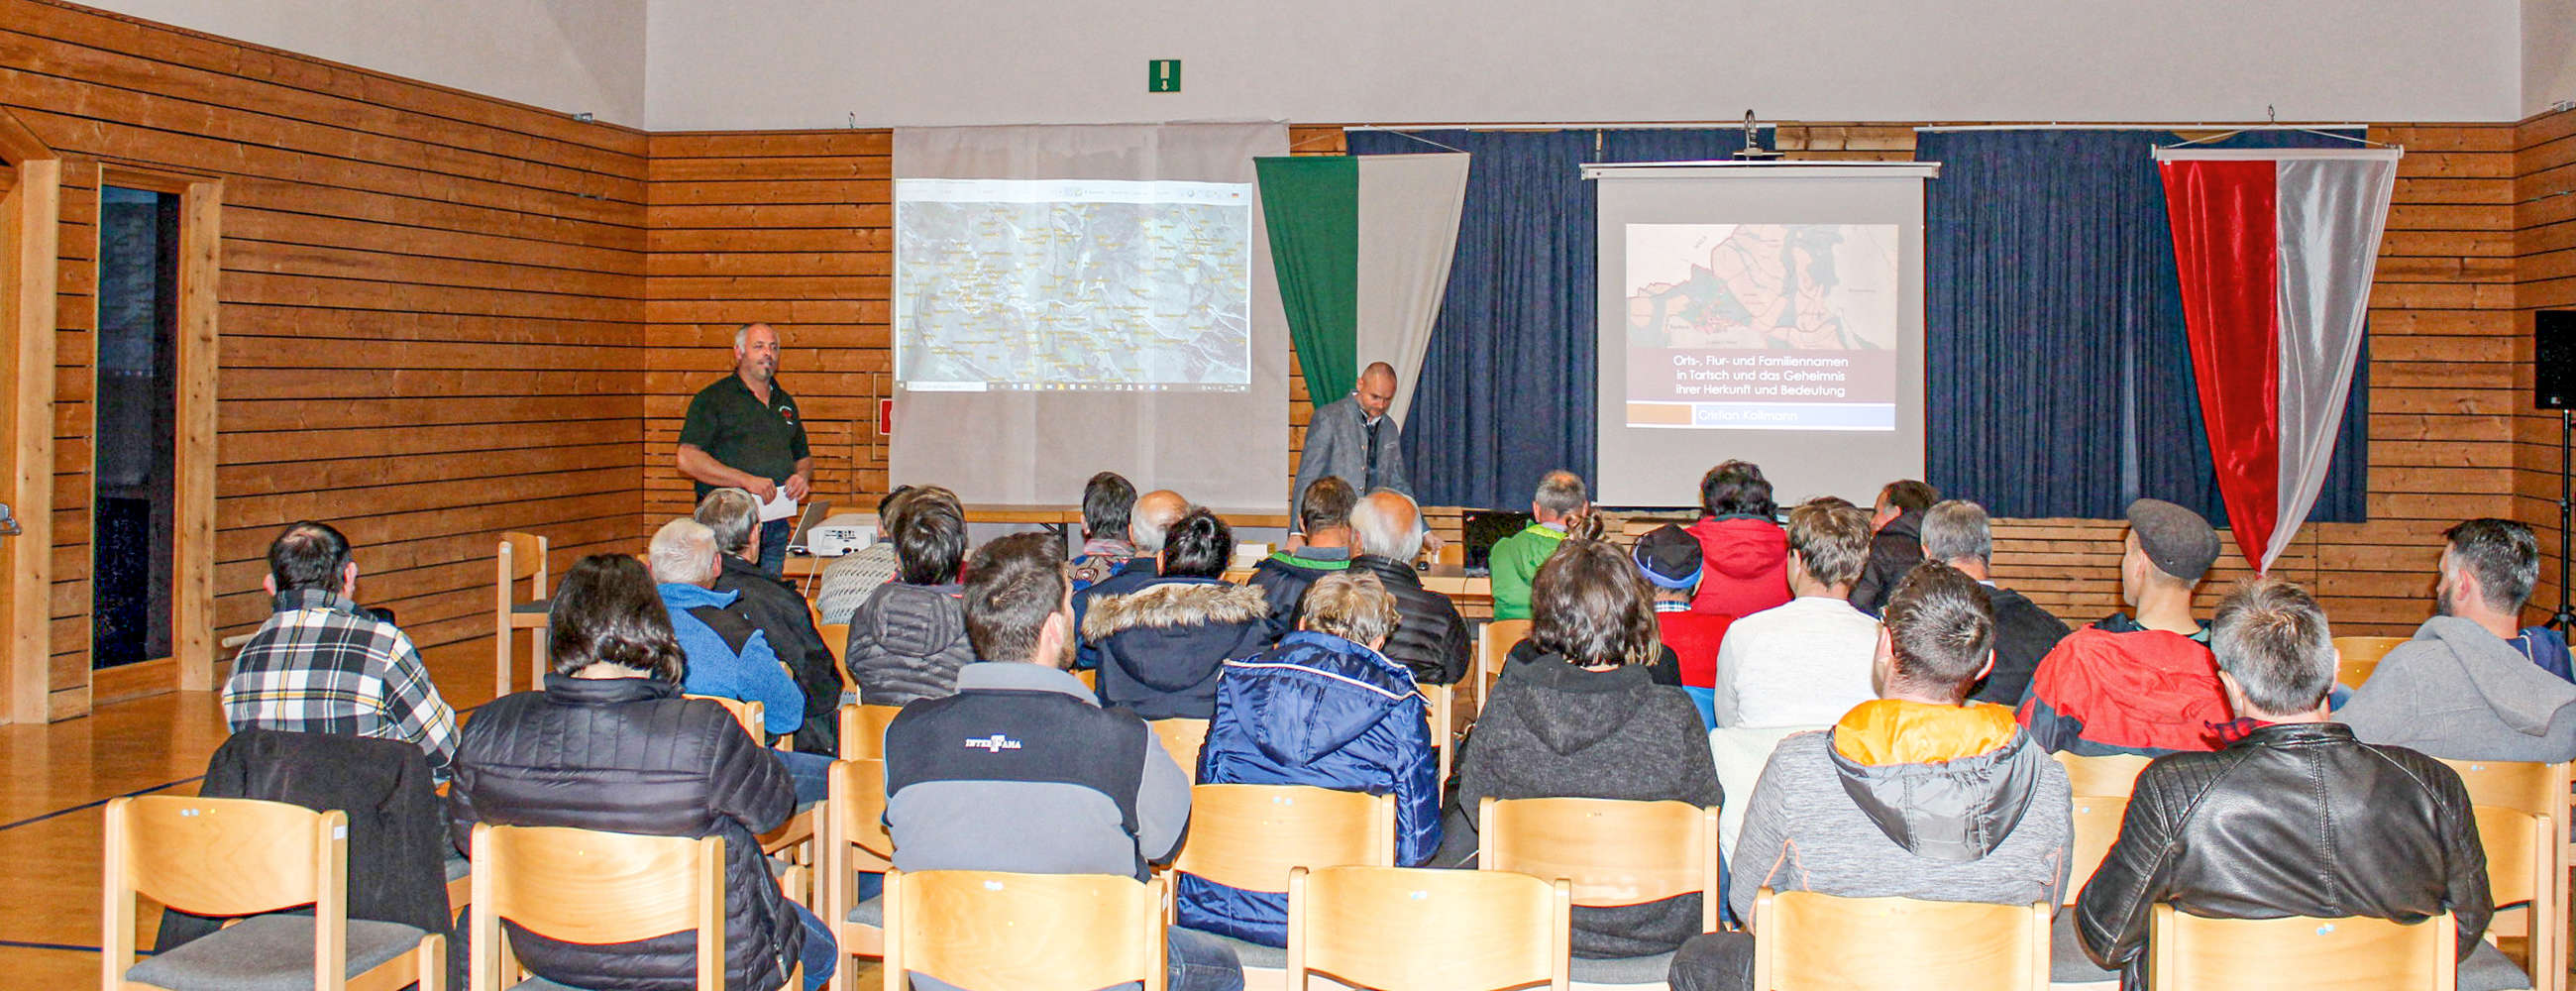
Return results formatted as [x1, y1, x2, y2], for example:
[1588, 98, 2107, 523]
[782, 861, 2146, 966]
[90, 184, 179, 670]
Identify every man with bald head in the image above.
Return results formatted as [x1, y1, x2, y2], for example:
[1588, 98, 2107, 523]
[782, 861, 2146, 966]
[1292, 362, 1413, 527]
[679, 322, 811, 576]
[1071, 488, 1192, 670]
[1349, 490, 1469, 685]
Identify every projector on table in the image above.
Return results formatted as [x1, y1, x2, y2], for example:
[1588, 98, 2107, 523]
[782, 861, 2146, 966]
[805, 515, 877, 557]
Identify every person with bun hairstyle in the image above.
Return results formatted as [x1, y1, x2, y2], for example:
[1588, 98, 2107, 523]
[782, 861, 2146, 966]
[1084, 506, 1273, 719]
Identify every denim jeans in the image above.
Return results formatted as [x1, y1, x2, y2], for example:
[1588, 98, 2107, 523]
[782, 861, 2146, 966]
[791, 899, 837, 990]
[759, 517, 793, 577]
[777, 748, 833, 807]
[1666, 932, 1755, 991]
[1163, 925, 1245, 991]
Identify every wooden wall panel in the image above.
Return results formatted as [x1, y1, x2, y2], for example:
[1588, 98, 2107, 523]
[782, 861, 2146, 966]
[2520, 108, 2576, 623]
[3, 0, 649, 716]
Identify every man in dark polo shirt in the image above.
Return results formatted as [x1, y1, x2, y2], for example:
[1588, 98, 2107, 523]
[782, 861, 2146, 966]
[679, 322, 811, 576]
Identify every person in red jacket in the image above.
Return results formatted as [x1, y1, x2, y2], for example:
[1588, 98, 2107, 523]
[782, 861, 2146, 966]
[1684, 461, 1789, 617]
[2017, 498, 2230, 755]
[1635, 524, 1732, 728]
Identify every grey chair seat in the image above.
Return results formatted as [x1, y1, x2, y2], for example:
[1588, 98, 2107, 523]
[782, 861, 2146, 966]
[2050, 913, 2118, 984]
[510, 599, 551, 616]
[1199, 930, 1287, 970]
[846, 896, 883, 927]
[1569, 949, 1676, 985]
[126, 915, 426, 991]
[2461, 939, 2534, 991]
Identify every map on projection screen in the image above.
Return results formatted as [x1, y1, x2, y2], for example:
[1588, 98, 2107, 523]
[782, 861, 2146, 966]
[1622, 223, 1902, 430]
[894, 177, 1252, 393]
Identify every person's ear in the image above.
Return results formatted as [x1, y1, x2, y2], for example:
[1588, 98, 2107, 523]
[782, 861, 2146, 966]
[2215, 669, 2251, 716]
[341, 561, 360, 597]
[1975, 648, 1995, 682]
[262, 574, 278, 598]
[1870, 625, 1895, 695]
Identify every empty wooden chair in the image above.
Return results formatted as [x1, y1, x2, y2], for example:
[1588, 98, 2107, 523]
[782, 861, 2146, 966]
[839, 703, 902, 760]
[103, 795, 446, 991]
[468, 823, 744, 991]
[1286, 864, 1571, 991]
[493, 531, 550, 696]
[2332, 635, 2408, 688]
[1479, 618, 1533, 703]
[2053, 751, 2155, 799]
[822, 757, 893, 991]
[883, 869, 1168, 991]
[2148, 905, 2451, 991]
[2442, 758, 2569, 991]
[1152, 717, 1211, 783]
[1479, 796, 1722, 987]
[1752, 889, 2050, 991]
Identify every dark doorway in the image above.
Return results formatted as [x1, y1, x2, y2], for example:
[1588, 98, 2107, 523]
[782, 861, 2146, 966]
[91, 185, 179, 669]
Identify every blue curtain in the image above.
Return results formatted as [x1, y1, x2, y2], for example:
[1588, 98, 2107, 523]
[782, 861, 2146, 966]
[1347, 128, 1744, 508]
[1917, 128, 2369, 524]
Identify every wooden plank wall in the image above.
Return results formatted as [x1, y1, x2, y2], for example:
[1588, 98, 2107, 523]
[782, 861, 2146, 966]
[2522, 108, 2576, 620]
[1, 0, 649, 716]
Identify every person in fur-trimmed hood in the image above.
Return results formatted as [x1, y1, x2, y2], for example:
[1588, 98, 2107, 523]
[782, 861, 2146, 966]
[1085, 507, 1274, 720]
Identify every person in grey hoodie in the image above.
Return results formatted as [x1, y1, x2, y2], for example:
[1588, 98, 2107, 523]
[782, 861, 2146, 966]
[2336, 518, 2576, 762]
[843, 491, 977, 706]
[1670, 563, 2073, 991]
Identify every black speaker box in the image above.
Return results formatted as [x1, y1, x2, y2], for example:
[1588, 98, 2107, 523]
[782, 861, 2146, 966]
[2542, 311, 2576, 409]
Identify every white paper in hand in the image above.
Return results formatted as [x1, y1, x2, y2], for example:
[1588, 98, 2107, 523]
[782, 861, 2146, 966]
[758, 488, 798, 522]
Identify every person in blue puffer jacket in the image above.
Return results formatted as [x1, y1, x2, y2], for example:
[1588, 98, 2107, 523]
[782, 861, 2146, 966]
[1182, 570, 1441, 946]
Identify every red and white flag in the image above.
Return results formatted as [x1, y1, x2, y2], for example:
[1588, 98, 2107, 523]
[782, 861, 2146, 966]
[2154, 147, 2399, 573]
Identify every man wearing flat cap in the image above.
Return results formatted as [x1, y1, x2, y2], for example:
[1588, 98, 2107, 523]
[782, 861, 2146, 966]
[2016, 498, 2233, 755]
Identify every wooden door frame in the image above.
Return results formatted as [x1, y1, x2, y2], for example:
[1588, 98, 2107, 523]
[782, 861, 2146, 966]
[0, 111, 58, 725]
[89, 166, 221, 700]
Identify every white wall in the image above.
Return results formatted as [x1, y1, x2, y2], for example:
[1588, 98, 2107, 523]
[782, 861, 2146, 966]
[78, 0, 647, 126]
[646, 0, 2522, 131]
[2530, 0, 2576, 116]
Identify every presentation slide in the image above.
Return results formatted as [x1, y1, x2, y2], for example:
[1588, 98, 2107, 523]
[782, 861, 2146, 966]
[1622, 223, 1900, 431]
[895, 177, 1253, 393]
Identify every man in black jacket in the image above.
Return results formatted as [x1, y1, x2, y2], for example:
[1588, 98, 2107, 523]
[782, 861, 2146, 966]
[698, 488, 840, 752]
[1347, 490, 1469, 685]
[1918, 499, 2070, 705]
[2075, 577, 2502, 991]
[1850, 479, 1936, 614]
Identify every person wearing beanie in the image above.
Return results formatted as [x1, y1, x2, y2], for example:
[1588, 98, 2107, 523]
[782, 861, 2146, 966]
[2016, 498, 2233, 755]
[1635, 524, 1733, 728]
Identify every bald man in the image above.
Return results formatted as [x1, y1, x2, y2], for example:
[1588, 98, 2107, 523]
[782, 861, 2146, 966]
[1292, 362, 1413, 528]
[1070, 489, 1190, 671]
[678, 322, 811, 576]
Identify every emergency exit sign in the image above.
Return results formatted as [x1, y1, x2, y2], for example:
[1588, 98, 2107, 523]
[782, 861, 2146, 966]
[1148, 59, 1181, 93]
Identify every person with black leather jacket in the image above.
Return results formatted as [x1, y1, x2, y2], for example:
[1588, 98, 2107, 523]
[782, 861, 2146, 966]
[2075, 578, 2504, 991]
[1346, 490, 1470, 685]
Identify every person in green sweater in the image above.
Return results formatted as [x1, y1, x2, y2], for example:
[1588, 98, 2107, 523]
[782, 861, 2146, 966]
[1488, 470, 1591, 620]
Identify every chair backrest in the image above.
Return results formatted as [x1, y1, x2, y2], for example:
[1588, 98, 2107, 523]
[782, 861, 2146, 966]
[1478, 796, 1722, 931]
[839, 703, 901, 760]
[1287, 865, 1570, 991]
[2438, 758, 2571, 818]
[1150, 717, 1210, 783]
[2332, 635, 2408, 687]
[2441, 759, 2567, 991]
[2476, 806, 2549, 909]
[817, 622, 851, 668]
[1479, 619, 1532, 699]
[689, 693, 765, 741]
[469, 823, 723, 991]
[2067, 797, 2130, 906]
[102, 796, 350, 987]
[2149, 905, 2452, 991]
[1172, 784, 1395, 893]
[497, 531, 548, 597]
[1421, 682, 1454, 785]
[1753, 889, 2050, 991]
[2053, 751, 2155, 799]
[828, 757, 894, 869]
[884, 869, 1167, 991]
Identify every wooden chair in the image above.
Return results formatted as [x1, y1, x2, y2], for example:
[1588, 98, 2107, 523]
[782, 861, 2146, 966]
[883, 869, 1168, 991]
[102, 795, 446, 991]
[838, 703, 902, 760]
[2053, 751, 2155, 799]
[1076, 667, 1099, 692]
[1480, 795, 1722, 987]
[2332, 635, 2408, 688]
[2147, 905, 2451, 990]
[822, 758, 893, 991]
[1286, 864, 1571, 991]
[1420, 682, 1456, 786]
[468, 823, 750, 991]
[1152, 717, 1211, 783]
[1478, 618, 1533, 703]
[2068, 797, 2129, 902]
[493, 531, 550, 696]
[2441, 758, 2570, 991]
[1752, 889, 2050, 991]
[817, 622, 856, 699]
[1174, 783, 1396, 899]
[687, 695, 815, 878]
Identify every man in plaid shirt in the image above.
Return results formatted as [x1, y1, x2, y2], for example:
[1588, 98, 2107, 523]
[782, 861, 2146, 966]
[221, 521, 459, 777]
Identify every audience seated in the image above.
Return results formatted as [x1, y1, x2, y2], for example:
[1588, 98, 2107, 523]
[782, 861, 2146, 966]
[649, 517, 831, 803]
[1244, 476, 1360, 638]
[1068, 470, 1141, 591]
[1074, 488, 1190, 669]
[1488, 470, 1590, 621]
[2338, 517, 2576, 761]
[2017, 497, 2230, 755]
[1348, 490, 1473, 685]
[841, 486, 977, 707]
[1085, 507, 1271, 719]
[2074, 578, 2509, 991]
[813, 485, 914, 624]
[448, 553, 836, 991]
[1442, 538, 1722, 959]
[884, 533, 1242, 991]
[1712, 499, 1880, 728]
[698, 487, 842, 753]
[1849, 479, 1938, 615]
[1635, 524, 1732, 726]
[1919, 499, 2071, 706]
[221, 520, 458, 779]
[1685, 460, 1790, 617]
[1669, 563, 2073, 991]
[1187, 571, 1440, 944]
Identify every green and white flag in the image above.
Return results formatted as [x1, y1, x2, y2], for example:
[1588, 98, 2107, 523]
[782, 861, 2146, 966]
[1253, 152, 1469, 425]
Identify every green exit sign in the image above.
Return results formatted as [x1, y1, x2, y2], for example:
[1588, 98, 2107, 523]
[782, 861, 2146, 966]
[1148, 58, 1181, 93]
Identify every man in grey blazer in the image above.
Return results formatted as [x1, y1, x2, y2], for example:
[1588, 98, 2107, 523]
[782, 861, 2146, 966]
[1292, 362, 1412, 528]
